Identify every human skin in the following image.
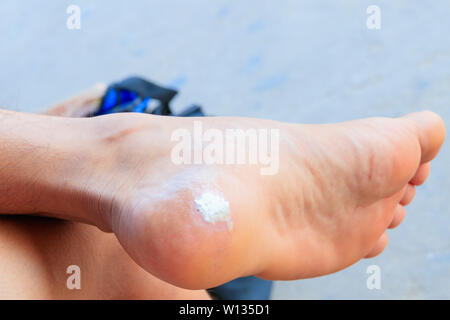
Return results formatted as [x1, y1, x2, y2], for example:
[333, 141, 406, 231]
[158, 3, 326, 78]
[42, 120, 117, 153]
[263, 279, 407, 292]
[0, 97, 209, 299]
[0, 215, 210, 299]
[0, 107, 445, 291]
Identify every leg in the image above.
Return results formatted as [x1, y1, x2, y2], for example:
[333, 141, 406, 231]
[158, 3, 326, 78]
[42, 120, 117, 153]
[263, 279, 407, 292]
[43, 83, 106, 117]
[0, 108, 445, 289]
[0, 91, 210, 299]
[0, 215, 210, 299]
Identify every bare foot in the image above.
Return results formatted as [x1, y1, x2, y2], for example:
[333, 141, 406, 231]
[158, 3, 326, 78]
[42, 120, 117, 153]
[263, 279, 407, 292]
[0, 109, 445, 289]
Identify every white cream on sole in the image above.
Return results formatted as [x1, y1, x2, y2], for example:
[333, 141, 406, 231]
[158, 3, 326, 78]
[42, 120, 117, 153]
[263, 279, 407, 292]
[194, 192, 232, 230]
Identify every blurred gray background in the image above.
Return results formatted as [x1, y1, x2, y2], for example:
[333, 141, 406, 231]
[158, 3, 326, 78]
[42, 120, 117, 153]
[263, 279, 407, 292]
[0, 0, 449, 299]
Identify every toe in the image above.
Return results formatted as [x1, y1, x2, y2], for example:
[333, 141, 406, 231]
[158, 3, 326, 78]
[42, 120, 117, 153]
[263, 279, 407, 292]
[364, 232, 389, 258]
[354, 111, 444, 203]
[400, 184, 416, 205]
[410, 162, 430, 186]
[388, 204, 406, 229]
[403, 111, 446, 163]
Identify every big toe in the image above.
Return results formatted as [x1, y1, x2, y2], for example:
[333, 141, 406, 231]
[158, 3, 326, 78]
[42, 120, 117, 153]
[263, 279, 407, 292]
[403, 111, 446, 163]
[383, 111, 445, 198]
[342, 111, 445, 204]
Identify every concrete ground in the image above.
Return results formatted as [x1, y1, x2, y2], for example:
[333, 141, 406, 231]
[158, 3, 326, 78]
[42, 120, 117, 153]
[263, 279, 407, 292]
[0, 0, 449, 299]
